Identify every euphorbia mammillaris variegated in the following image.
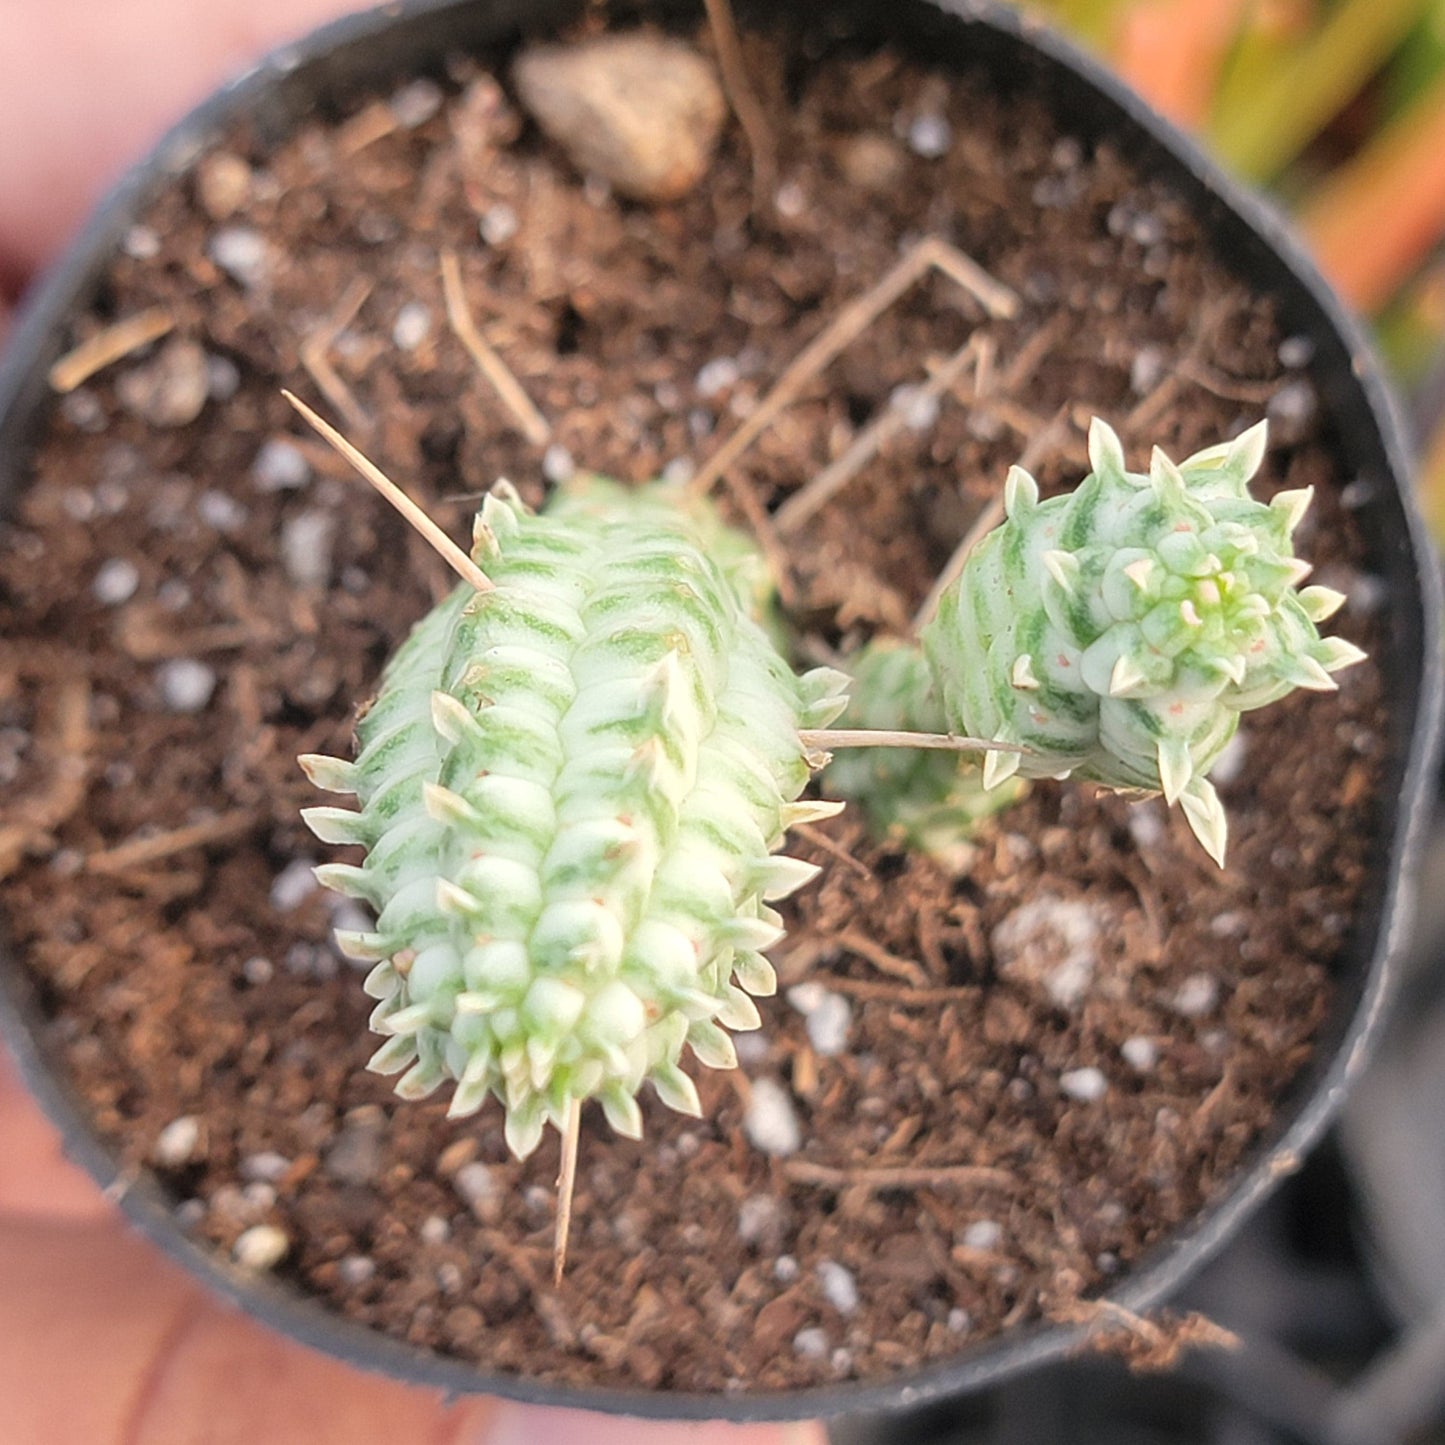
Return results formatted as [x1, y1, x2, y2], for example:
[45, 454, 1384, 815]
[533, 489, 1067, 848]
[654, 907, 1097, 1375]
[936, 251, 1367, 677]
[302, 414, 1363, 1165]
[920, 418, 1364, 864]
[301, 479, 848, 1158]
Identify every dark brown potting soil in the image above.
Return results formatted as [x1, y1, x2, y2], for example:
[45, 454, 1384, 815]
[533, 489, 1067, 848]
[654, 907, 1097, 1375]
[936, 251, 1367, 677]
[0, 16, 1387, 1396]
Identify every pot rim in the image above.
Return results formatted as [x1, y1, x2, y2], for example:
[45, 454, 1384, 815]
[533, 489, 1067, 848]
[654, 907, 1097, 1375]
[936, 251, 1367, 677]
[0, 0, 1440, 1421]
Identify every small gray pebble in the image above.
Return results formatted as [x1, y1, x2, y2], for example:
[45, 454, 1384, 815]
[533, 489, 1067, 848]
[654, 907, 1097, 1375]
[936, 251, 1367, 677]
[157, 659, 216, 714]
[816, 1260, 859, 1315]
[542, 444, 576, 484]
[281, 509, 336, 589]
[270, 858, 318, 912]
[744, 1078, 802, 1157]
[208, 227, 271, 288]
[240, 1152, 290, 1184]
[793, 1326, 829, 1359]
[390, 78, 444, 128]
[392, 302, 432, 351]
[774, 1254, 800, 1283]
[93, 558, 139, 606]
[251, 437, 311, 492]
[480, 203, 520, 246]
[696, 356, 740, 398]
[1121, 1036, 1158, 1072]
[962, 1219, 1002, 1251]
[242, 955, 274, 986]
[1060, 1066, 1108, 1102]
[233, 1224, 289, 1271]
[197, 489, 248, 533]
[907, 112, 952, 158]
[420, 1214, 452, 1246]
[338, 1253, 376, 1286]
[154, 1115, 202, 1167]
[205, 353, 241, 401]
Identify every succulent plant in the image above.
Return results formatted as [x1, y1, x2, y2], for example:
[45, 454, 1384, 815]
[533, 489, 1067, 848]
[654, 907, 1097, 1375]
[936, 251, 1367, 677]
[823, 638, 1022, 866]
[920, 417, 1365, 865]
[302, 477, 848, 1159]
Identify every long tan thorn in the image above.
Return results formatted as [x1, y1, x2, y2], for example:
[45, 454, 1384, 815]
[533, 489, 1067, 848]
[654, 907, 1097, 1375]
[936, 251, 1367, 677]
[553, 1097, 582, 1286]
[439, 250, 552, 447]
[799, 728, 1025, 753]
[282, 390, 493, 593]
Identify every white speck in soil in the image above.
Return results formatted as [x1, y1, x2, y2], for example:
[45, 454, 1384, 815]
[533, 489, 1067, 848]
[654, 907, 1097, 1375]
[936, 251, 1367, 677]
[775, 180, 806, 218]
[907, 112, 952, 157]
[243, 1182, 277, 1211]
[270, 858, 318, 912]
[285, 941, 336, 979]
[437, 1262, 464, 1295]
[889, 382, 940, 433]
[1267, 378, 1317, 444]
[205, 353, 241, 401]
[962, 1219, 1003, 1251]
[1171, 972, 1220, 1018]
[1340, 478, 1375, 511]
[59, 389, 106, 433]
[392, 301, 433, 350]
[250, 437, 311, 492]
[992, 892, 1103, 1009]
[1121, 1036, 1158, 1072]
[281, 508, 336, 589]
[240, 1152, 291, 1184]
[733, 1031, 770, 1066]
[695, 356, 740, 398]
[1130, 346, 1166, 395]
[1127, 799, 1167, 851]
[123, 224, 161, 259]
[233, 1225, 289, 1272]
[156, 658, 216, 714]
[420, 1215, 452, 1246]
[1278, 334, 1315, 369]
[1060, 1066, 1108, 1102]
[831, 1348, 853, 1374]
[116, 338, 210, 429]
[661, 456, 695, 486]
[93, 558, 139, 606]
[793, 989, 852, 1057]
[793, 1327, 829, 1360]
[153, 1115, 202, 1166]
[737, 1195, 789, 1250]
[817, 1260, 860, 1315]
[542, 443, 576, 484]
[523, 1184, 551, 1216]
[774, 1255, 800, 1283]
[208, 226, 272, 288]
[390, 77, 444, 128]
[338, 1254, 376, 1287]
[242, 955, 274, 986]
[744, 1078, 802, 1157]
[196, 489, 247, 533]
[1209, 731, 1248, 786]
[480, 203, 520, 246]
[948, 1307, 971, 1334]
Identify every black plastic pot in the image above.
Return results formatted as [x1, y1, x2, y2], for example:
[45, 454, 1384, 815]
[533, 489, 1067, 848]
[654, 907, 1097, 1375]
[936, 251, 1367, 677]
[0, 0, 1440, 1424]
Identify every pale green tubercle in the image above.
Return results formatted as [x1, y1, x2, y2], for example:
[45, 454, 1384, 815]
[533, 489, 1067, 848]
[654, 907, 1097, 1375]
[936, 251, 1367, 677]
[920, 417, 1365, 867]
[302, 478, 848, 1159]
[822, 639, 1022, 866]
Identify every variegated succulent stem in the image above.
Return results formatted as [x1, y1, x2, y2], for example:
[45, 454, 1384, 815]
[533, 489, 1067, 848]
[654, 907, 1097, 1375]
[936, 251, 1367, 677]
[299, 427, 849, 1178]
[920, 416, 1365, 865]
